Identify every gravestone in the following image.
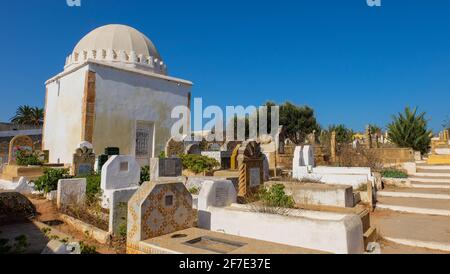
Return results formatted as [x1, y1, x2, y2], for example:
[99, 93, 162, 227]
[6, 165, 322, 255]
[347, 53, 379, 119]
[302, 145, 315, 167]
[127, 181, 195, 252]
[105, 147, 120, 156]
[230, 144, 242, 170]
[185, 143, 201, 155]
[208, 143, 222, 151]
[149, 158, 183, 180]
[8, 135, 34, 165]
[197, 180, 237, 229]
[165, 137, 185, 158]
[97, 155, 109, 174]
[221, 141, 241, 153]
[72, 142, 95, 176]
[101, 155, 140, 208]
[57, 178, 86, 209]
[97, 147, 120, 173]
[236, 141, 265, 198]
[109, 188, 138, 236]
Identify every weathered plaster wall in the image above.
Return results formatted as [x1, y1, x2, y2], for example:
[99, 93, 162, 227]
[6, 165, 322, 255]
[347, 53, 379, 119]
[44, 66, 88, 164]
[91, 63, 191, 165]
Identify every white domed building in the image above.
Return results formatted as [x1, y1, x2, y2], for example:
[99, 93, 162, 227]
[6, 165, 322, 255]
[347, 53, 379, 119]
[43, 24, 192, 166]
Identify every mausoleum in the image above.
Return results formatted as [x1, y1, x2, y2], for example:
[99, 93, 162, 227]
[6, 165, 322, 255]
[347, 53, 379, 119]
[43, 24, 192, 166]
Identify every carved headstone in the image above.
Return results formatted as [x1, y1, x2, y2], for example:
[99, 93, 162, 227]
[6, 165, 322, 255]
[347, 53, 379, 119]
[230, 144, 241, 170]
[197, 180, 237, 229]
[100, 155, 140, 208]
[72, 142, 95, 176]
[127, 181, 195, 253]
[185, 143, 201, 155]
[8, 135, 34, 165]
[165, 137, 185, 158]
[109, 188, 138, 236]
[57, 178, 86, 209]
[236, 141, 264, 198]
[149, 158, 183, 180]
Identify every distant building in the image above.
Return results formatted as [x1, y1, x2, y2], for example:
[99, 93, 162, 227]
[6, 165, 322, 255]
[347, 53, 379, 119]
[43, 25, 192, 166]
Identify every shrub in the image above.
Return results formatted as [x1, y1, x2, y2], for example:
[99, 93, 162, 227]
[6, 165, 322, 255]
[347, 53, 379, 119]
[180, 154, 220, 174]
[16, 150, 43, 166]
[158, 151, 166, 159]
[188, 186, 200, 195]
[140, 165, 150, 185]
[387, 107, 432, 154]
[258, 184, 295, 209]
[381, 169, 408, 179]
[34, 168, 71, 194]
[79, 241, 97, 254]
[82, 174, 101, 201]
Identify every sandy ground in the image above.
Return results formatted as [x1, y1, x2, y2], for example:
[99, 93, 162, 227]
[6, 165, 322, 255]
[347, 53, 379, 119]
[372, 209, 450, 254]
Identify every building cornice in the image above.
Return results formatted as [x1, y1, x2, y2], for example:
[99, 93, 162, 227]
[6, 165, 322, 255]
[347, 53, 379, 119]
[45, 60, 194, 87]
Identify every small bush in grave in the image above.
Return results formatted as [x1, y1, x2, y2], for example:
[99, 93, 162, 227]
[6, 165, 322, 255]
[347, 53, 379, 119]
[188, 186, 200, 195]
[180, 154, 220, 174]
[258, 184, 295, 209]
[140, 165, 150, 185]
[78, 173, 101, 202]
[16, 150, 43, 166]
[381, 169, 408, 179]
[34, 168, 71, 194]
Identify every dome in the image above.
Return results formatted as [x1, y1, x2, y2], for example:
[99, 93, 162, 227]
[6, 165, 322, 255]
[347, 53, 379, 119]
[65, 24, 167, 75]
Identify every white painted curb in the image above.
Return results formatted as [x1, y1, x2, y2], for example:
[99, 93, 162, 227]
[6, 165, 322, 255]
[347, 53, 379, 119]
[378, 191, 450, 200]
[410, 178, 450, 184]
[377, 204, 450, 217]
[412, 183, 450, 189]
[383, 237, 450, 252]
[413, 172, 450, 178]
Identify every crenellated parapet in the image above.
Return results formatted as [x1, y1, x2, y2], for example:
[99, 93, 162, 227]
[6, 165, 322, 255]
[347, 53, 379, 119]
[64, 48, 168, 75]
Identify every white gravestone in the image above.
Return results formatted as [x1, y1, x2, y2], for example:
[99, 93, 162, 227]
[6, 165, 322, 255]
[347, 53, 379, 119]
[197, 180, 237, 229]
[101, 155, 140, 208]
[302, 145, 315, 167]
[57, 178, 86, 209]
[292, 146, 303, 179]
[293, 146, 316, 180]
[109, 188, 138, 236]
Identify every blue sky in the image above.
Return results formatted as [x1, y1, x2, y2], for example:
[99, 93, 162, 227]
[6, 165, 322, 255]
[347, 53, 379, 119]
[1, 0, 449, 132]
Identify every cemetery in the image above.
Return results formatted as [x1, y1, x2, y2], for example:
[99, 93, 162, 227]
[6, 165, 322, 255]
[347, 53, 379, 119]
[1, 23, 449, 255]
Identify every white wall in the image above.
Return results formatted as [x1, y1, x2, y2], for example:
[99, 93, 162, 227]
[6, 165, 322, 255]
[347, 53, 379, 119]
[91, 63, 191, 162]
[44, 66, 88, 164]
[43, 62, 191, 166]
[202, 205, 364, 254]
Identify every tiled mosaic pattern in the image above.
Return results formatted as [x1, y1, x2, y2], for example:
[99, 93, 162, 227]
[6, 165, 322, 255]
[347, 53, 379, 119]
[127, 181, 194, 247]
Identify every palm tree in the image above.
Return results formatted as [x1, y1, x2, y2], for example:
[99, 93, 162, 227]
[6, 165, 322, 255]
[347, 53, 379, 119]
[10, 105, 44, 126]
[30, 107, 44, 126]
[387, 107, 432, 154]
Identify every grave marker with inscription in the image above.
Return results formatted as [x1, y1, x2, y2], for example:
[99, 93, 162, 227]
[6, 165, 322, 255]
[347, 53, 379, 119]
[236, 141, 265, 198]
[72, 142, 96, 176]
[149, 157, 183, 180]
[8, 135, 34, 165]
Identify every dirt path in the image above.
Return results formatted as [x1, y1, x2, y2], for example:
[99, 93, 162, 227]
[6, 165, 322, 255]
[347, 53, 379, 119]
[28, 196, 119, 254]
